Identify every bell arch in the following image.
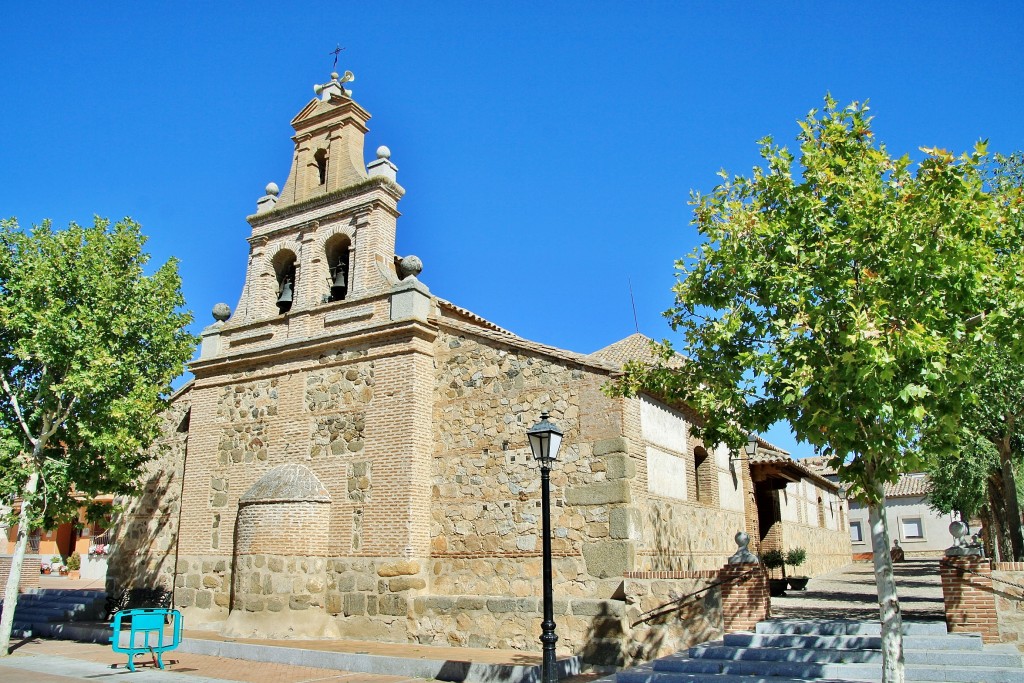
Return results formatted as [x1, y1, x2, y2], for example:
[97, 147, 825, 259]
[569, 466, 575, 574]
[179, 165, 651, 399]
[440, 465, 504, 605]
[269, 248, 297, 315]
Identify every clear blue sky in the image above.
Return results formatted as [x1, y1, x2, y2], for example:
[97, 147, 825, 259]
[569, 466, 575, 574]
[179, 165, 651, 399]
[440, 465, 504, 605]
[2, 3, 1022, 457]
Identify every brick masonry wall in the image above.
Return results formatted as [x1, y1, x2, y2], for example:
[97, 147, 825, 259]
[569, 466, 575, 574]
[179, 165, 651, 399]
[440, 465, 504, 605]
[719, 562, 769, 633]
[0, 556, 41, 591]
[940, 556, 999, 643]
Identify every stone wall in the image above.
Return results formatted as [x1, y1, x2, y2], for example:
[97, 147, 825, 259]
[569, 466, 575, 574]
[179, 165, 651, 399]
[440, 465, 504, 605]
[777, 522, 852, 577]
[992, 561, 1024, 646]
[178, 552, 430, 640]
[106, 393, 191, 593]
[621, 571, 721, 665]
[432, 328, 630, 584]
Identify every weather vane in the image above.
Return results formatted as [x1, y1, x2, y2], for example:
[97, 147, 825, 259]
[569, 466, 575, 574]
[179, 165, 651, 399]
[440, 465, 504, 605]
[329, 44, 345, 70]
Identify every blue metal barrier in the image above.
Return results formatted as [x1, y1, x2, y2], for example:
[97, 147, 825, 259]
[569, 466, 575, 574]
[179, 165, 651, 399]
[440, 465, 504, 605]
[111, 608, 182, 671]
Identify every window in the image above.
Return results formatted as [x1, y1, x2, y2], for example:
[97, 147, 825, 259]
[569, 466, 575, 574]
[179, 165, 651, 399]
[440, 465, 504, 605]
[901, 517, 924, 540]
[314, 149, 328, 185]
[693, 446, 713, 504]
[850, 521, 864, 543]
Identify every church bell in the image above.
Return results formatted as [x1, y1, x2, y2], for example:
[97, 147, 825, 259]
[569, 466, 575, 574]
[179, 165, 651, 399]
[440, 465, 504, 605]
[277, 279, 294, 312]
[330, 263, 347, 300]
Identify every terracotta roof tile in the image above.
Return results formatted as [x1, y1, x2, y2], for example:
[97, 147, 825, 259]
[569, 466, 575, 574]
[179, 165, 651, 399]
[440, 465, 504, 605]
[587, 333, 685, 368]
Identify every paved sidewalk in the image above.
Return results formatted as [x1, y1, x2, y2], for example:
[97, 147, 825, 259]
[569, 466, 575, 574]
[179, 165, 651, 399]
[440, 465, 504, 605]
[770, 558, 945, 621]
[0, 638, 428, 682]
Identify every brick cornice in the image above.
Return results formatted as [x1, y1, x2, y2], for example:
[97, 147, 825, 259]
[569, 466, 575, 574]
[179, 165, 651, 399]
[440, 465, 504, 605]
[189, 318, 438, 379]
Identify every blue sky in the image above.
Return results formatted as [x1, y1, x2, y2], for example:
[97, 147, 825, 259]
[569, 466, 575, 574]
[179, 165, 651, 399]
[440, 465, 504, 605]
[2, 3, 1022, 457]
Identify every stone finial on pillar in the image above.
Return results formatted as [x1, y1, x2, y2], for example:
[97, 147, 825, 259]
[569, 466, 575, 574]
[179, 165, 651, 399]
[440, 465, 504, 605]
[367, 146, 398, 182]
[946, 520, 982, 557]
[200, 303, 231, 359]
[256, 182, 279, 214]
[729, 532, 759, 564]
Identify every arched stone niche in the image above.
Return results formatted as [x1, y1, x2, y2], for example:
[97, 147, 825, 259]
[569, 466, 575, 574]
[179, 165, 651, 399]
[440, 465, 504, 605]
[235, 463, 332, 555]
[224, 464, 338, 638]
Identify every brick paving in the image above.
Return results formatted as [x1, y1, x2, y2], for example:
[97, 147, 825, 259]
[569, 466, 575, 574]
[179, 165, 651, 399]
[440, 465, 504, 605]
[0, 638, 427, 682]
[769, 558, 945, 621]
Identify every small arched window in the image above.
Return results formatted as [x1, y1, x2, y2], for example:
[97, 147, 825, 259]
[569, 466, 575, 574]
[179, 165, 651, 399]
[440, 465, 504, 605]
[314, 149, 328, 186]
[693, 446, 712, 504]
[273, 250, 297, 315]
[325, 235, 350, 302]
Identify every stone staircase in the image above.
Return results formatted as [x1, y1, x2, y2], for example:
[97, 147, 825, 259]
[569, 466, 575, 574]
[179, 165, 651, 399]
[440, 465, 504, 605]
[0, 588, 109, 641]
[617, 619, 1024, 683]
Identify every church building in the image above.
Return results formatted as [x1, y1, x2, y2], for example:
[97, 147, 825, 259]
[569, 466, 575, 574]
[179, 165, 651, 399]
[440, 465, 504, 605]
[107, 70, 850, 664]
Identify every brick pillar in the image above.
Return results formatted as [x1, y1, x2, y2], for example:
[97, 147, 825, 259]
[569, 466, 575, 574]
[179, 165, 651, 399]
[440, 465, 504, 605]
[940, 556, 999, 643]
[719, 562, 769, 633]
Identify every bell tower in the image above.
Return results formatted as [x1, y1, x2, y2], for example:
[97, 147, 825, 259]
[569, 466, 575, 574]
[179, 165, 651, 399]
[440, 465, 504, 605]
[228, 70, 406, 327]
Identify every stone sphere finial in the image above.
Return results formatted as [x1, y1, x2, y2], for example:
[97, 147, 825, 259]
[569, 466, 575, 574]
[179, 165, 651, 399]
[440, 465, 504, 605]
[331, 71, 339, 80]
[728, 530, 758, 564]
[376, 145, 391, 160]
[212, 303, 232, 322]
[397, 255, 423, 280]
[265, 182, 280, 197]
[949, 520, 968, 543]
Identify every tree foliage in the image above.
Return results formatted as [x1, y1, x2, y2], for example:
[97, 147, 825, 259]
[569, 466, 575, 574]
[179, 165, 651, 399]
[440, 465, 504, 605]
[0, 216, 196, 654]
[610, 96, 1024, 682]
[0, 217, 195, 521]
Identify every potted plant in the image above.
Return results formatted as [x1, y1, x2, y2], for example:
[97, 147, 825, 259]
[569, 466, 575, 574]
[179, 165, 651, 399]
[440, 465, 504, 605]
[761, 548, 787, 596]
[67, 551, 81, 580]
[40, 562, 51, 575]
[785, 547, 809, 590]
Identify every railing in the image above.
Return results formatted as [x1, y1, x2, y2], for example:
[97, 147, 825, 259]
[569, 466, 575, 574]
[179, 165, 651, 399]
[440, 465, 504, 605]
[630, 565, 759, 627]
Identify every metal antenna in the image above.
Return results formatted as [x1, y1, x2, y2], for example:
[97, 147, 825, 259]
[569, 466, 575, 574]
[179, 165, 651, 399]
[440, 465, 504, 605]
[628, 277, 640, 334]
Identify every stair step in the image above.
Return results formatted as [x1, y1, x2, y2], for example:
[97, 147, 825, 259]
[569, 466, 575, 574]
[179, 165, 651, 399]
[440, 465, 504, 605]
[724, 632, 985, 651]
[618, 665, 864, 683]
[755, 619, 948, 636]
[686, 644, 1022, 668]
[653, 656, 1024, 682]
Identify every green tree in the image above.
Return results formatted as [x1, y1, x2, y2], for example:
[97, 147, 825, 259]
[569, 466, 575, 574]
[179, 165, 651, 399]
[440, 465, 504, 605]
[612, 97, 1023, 683]
[0, 217, 196, 655]
[924, 345, 1024, 561]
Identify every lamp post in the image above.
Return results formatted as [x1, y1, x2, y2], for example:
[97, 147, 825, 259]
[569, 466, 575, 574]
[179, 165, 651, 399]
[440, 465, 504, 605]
[527, 411, 563, 683]
[730, 434, 758, 468]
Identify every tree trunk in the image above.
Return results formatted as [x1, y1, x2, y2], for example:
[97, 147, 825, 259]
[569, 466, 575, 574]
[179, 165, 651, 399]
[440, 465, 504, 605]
[986, 474, 1010, 562]
[996, 427, 1024, 561]
[869, 490, 905, 683]
[0, 470, 39, 656]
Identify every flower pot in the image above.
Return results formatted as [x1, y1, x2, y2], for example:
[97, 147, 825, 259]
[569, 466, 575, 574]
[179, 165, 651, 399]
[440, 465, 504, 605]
[41, 568, 51, 575]
[768, 578, 788, 596]
[68, 570, 81, 580]
[59, 568, 69, 576]
[787, 577, 809, 591]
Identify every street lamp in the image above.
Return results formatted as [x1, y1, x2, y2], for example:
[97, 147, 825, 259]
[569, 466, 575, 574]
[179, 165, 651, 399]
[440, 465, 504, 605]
[527, 411, 563, 683]
[729, 434, 759, 467]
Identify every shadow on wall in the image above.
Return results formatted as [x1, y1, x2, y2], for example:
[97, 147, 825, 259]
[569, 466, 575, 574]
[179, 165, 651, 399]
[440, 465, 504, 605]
[647, 504, 698, 572]
[105, 403, 190, 600]
[105, 468, 181, 597]
[582, 578, 723, 667]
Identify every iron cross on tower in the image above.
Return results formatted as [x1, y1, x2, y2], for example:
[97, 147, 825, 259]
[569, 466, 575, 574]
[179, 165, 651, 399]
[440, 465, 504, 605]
[329, 45, 345, 69]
